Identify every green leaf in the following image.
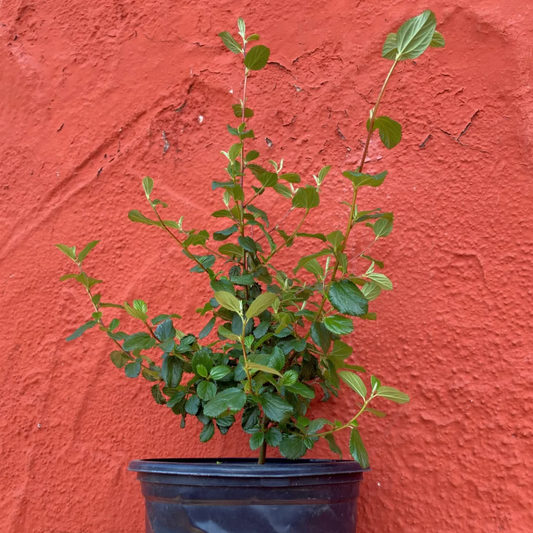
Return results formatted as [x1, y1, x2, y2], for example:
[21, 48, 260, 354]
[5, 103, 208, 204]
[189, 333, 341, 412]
[125, 361, 142, 378]
[361, 281, 382, 301]
[396, 10, 437, 60]
[199, 317, 216, 339]
[268, 347, 285, 371]
[318, 165, 331, 183]
[371, 375, 381, 393]
[373, 215, 394, 238]
[311, 322, 332, 353]
[292, 186, 320, 210]
[197, 381, 217, 401]
[142, 176, 154, 198]
[218, 243, 245, 257]
[329, 280, 368, 317]
[323, 315, 354, 335]
[214, 291, 242, 314]
[260, 393, 293, 422]
[246, 292, 278, 320]
[326, 230, 344, 250]
[218, 31, 242, 54]
[66, 320, 97, 341]
[110, 350, 133, 368]
[294, 249, 331, 274]
[382, 33, 399, 60]
[325, 433, 343, 459]
[303, 258, 324, 278]
[238, 236, 260, 254]
[249, 432, 265, 450]
[56, 244, 77, 261]
[200, 421, 215, 442]
[218, 325, 240, 341]
[123, 332, 156, 352]
[150, 384, 166, 404]
[376, 386, 410, 404]
[244, 45, 270, 70]
[237, 17, 245, 36]
[279, 173, 301, 183]
[232, 104, 254, 118]
[286, 382, 315, 399]
[366, 273, 393, 290]
[210, 365, 232, 380]
[342, 170, 387, 189]
[339, 371, 367, 399]
[297, 232, 326, 242]
[77, 240, 99, 263]
[273, 183, 293, 199]
[372, 116, 402, 149]
[203, 387, 246, 418]
[245, 150, 260, 162]
[280, 436, 306, 459]
[213, 225, 238, 241]
[155, 319, 176, 341]
[185, 394, 201, 415]
[127, 209, 161, 227]
[161, 357, 183, 388]
[430, 30, 445, 48]
[265, 427, 282, 446]
[248, 362, 282, 377]
[166, 391, 185, 409]
[349, 428, 370, 468]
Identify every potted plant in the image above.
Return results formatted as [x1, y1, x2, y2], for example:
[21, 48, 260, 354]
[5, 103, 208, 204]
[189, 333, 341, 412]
[56, 10, 444, 533]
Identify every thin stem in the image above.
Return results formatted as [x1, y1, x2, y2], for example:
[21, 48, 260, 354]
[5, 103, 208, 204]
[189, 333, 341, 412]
[317, 396, 373, 438]
[151, 205, 211, 275]
[263, 210, 308, 264]
[258, 413, 268, 464]
[305, 60, 399, 335]
[240, 321, 254, 394]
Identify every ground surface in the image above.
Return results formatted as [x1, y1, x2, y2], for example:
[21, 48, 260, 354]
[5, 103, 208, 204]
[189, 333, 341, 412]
[1, 0, 532, 532]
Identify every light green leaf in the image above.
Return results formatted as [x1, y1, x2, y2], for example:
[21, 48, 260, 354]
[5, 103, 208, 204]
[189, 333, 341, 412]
[292, 186, 320, 210]
[361, 281, 382, 301]
[373, 215, 394, 238]
[430, 30, 445, 48]
[382, 33, 399, 60]
[396, 10, 437, 60]
[244, 45, 270, 70]
[303, 258, 324, 278]
[342, 170, 387, 189]
[279, 173, 301, 183]
[56, 244, 77, 261]
[218, 31, 242, 54]
[246, 292, 278, 319]
[214, 291, 242, 314]
[77, 240, 99, 263]
[128, 209, 162, 227]
[376, 386, 410, 404]
[143, 176, 154, 198]
[366, 273, 393, 290]
[339, 371, 367, 399]
[349, 428, 370, 468]
[248, 362, 282, 377]
[323, 315, 354, 335]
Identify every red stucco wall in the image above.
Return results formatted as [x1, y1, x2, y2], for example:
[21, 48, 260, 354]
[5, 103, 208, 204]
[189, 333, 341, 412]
[1, 0, 532, 532]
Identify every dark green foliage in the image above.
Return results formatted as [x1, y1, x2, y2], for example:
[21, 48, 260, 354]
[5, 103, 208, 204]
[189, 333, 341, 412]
[56, 12, 444, 464]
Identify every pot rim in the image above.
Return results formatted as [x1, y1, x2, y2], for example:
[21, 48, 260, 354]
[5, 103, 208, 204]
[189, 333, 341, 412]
[128, 458, 370, 478]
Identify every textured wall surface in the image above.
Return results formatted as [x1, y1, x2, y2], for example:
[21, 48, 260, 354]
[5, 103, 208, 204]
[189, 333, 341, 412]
[1, 0, 532, 532]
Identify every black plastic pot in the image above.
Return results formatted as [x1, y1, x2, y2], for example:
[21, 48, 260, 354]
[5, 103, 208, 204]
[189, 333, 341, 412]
[129, 458, 368, 533]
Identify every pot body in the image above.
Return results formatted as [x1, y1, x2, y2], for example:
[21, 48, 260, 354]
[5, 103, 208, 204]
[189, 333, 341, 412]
[129, 458, 367, 533]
